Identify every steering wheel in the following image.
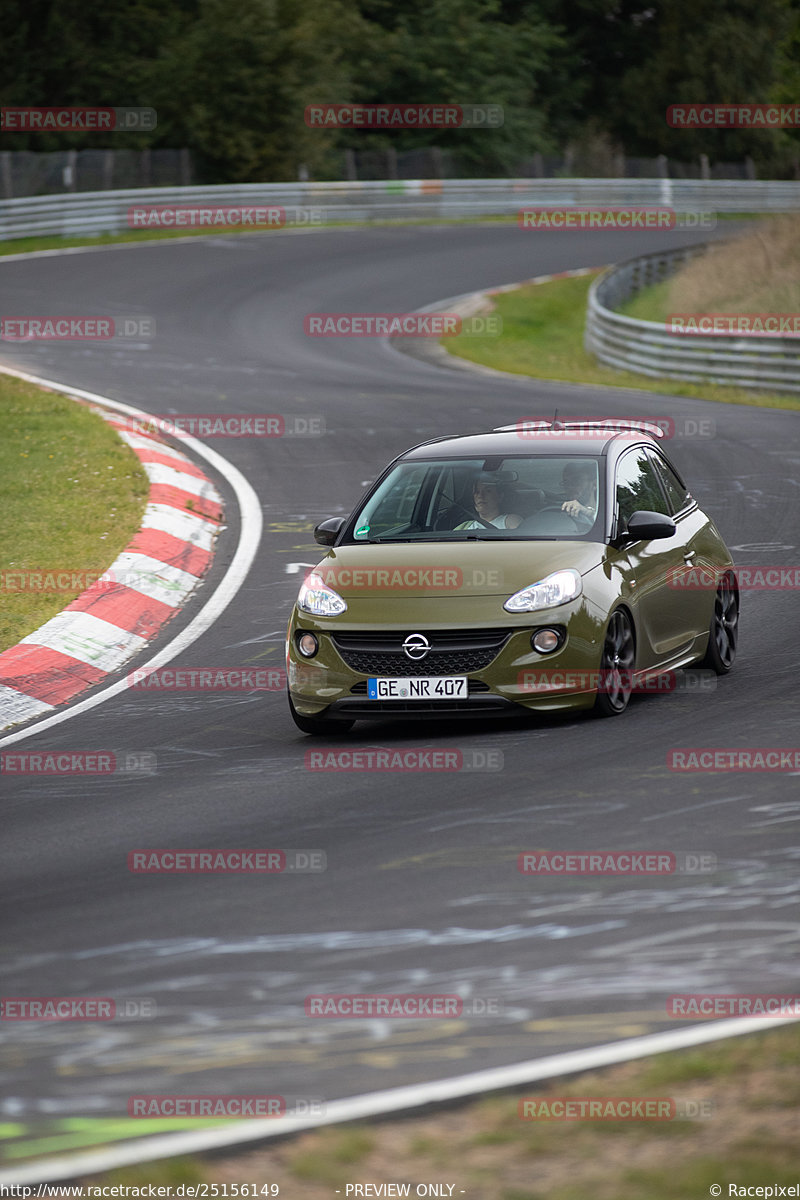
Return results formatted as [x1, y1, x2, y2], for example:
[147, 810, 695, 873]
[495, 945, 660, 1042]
[534, 505, 584, 525]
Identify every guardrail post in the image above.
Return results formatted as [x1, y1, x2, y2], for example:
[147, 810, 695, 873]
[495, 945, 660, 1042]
[0, 152, 11, 199]
[63, 149, 77, 192]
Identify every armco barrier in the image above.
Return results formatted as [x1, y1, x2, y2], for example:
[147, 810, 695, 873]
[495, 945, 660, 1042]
[2, 177, 800, 240]
[584, 244, 800, 394]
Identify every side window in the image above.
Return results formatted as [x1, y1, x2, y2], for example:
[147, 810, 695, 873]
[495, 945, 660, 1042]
[615, 448, 669, 527]
[648, 451, 691, 515]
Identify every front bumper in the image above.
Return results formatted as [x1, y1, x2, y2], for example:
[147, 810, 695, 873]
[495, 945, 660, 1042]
[286, 599, 605, 720]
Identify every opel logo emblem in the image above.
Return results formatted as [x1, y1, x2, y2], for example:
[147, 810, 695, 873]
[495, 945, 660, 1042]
[402, 633, 430, 661]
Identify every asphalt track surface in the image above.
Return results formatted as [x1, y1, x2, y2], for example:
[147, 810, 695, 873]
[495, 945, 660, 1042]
[1, 223, 799, 1126]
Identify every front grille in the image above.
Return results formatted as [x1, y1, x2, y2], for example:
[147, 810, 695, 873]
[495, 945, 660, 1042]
[331, 629, 511, 677]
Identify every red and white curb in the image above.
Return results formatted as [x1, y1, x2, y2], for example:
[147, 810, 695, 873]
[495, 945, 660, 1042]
[0, 403, 224, 732]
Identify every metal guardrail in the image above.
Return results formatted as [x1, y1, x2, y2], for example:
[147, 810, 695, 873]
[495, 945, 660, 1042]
[585, 244, 800, 394]
[2, 177, 800, 240]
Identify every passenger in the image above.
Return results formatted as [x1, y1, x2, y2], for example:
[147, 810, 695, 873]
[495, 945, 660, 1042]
[455, 477, 522, 530]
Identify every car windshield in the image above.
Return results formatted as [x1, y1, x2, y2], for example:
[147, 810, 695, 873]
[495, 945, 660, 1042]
[347, 456, 603, 541]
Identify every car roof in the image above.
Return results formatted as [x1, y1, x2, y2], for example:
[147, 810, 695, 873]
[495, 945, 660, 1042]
[400, 421, 664, 461]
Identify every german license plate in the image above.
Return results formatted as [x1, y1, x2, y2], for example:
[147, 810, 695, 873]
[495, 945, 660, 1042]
[367, 676, 468, 700]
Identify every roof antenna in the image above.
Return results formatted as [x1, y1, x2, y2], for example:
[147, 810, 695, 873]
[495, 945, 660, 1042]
[552, 407, 564, 431]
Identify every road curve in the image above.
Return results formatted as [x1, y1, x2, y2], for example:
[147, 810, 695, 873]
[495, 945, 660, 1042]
[1, 223, 799, 1128]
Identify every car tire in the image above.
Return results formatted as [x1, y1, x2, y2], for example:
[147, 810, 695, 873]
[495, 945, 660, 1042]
[697, 570, 738, 674]
[288, 693, 355, 735]
[593, 608, 636, 718]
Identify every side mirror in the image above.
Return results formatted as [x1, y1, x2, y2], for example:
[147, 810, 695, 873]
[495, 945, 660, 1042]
[314, 517, 346, 547]
[623, 510, 676, 542]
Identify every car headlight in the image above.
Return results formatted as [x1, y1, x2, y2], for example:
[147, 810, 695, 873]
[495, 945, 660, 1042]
[297, 572, 347, 617]
[504, 569, 582, 613]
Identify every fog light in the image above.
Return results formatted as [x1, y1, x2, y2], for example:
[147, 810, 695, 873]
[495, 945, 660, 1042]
[297, 632, 319, 658]
[532, 628, 561, 654]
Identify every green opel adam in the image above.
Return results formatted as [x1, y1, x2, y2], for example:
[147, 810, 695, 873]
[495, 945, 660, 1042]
[286, 421, 738, 734]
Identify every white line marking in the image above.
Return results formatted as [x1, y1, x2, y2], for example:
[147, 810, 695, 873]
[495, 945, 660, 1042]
[0, 1016, 795, 1184]
[0, 368, 262, 746]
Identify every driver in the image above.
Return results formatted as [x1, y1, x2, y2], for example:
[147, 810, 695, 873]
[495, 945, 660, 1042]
[560, 462, 597, 525]
[455, 475, 522, 530]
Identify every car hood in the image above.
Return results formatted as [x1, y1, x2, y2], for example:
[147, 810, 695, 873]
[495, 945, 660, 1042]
[309, 539, 606, 599]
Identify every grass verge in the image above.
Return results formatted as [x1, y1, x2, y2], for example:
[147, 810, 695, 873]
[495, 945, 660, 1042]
[0, 375, 149, 652]
[441, 271, 800, 412]
[70, 1022, 800, 1199]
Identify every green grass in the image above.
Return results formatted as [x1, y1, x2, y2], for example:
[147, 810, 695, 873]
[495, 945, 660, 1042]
[0, 375, 149, 651]
[288, 1125, 375, 1185]
[441, 272, 800, 411]
[618, 278, 673, 322]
